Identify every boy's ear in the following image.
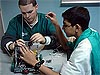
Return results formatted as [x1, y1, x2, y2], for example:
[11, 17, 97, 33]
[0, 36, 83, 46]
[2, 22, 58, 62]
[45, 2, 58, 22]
[35, 4, 38, 10]
[75, 24, 82, 32]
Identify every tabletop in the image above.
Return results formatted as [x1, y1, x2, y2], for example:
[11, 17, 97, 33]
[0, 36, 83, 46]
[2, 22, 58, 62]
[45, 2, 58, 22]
[0, 48, 67, 75]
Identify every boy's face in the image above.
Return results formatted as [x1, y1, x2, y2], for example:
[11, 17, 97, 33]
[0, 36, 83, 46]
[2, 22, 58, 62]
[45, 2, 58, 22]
[62, 19, 76, 37]
[19, 3, 38, 24]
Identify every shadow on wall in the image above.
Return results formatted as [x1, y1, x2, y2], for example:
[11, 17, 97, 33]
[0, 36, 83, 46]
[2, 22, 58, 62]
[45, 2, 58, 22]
[0, 9, 4, 41]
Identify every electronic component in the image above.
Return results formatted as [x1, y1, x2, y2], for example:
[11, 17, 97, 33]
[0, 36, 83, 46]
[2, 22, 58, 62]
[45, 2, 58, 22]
[10, 42, 41, 74]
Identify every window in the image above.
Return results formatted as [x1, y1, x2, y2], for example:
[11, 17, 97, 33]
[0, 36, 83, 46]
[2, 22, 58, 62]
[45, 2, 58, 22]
[60, 0, 100, 6]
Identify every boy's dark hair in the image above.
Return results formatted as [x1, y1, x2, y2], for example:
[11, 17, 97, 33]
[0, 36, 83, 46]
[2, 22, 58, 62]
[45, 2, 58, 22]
[62, 6, 90, 31]
[18, 0, 37, 6]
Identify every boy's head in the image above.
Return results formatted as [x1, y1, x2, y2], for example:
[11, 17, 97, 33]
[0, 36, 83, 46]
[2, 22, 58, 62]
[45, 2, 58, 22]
[62, 6, 90, 31]
[18, 0, 37, 6]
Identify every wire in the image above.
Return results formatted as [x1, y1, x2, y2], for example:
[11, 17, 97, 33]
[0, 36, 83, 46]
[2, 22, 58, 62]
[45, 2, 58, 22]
[22, 15, 24, 40]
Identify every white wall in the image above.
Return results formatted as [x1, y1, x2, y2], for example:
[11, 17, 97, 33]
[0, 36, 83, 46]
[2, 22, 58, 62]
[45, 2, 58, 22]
[1, 0, 100, 34]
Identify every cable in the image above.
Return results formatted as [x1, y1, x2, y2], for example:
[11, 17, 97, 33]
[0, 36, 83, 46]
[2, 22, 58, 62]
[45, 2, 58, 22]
[22, 15, 24, 40]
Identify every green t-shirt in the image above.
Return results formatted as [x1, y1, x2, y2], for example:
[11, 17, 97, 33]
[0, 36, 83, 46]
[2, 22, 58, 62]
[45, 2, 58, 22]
[6, 13, 56, 41]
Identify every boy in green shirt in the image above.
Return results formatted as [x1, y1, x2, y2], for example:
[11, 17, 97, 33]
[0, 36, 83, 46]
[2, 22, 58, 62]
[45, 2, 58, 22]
[1, 0, 58, 55]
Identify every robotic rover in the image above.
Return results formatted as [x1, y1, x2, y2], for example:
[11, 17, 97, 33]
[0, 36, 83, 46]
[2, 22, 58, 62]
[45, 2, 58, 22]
[10, 41, 43, 74]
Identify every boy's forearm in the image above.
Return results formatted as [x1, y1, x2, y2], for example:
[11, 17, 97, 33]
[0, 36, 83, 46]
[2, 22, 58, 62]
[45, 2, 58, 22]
[54, 24, 69, 50]
[39, 65, 59, 75]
